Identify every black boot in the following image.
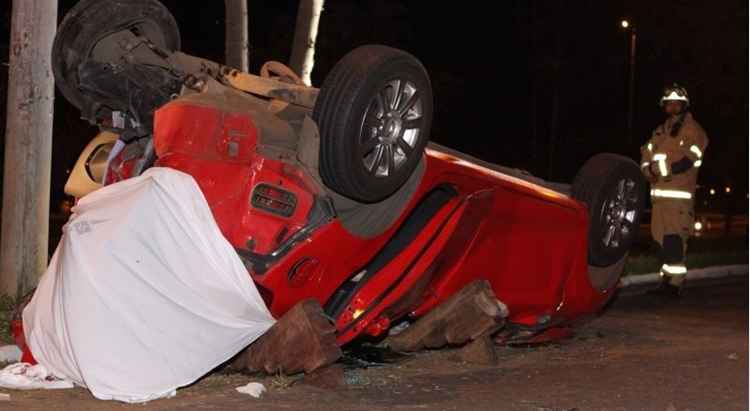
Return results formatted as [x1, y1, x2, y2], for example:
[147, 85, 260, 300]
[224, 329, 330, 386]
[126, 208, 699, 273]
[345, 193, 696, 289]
[647, 281, 682, 299]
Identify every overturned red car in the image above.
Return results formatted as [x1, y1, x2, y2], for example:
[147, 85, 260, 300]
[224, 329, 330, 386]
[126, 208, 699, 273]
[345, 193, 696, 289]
[16, 0, 646, 350]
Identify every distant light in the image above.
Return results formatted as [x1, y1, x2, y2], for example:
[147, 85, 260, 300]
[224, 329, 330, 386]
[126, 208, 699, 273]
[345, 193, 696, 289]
[694, 221, 703, 231]
[621, 20, 630, 29]
[710, 189, 716, 196]
[725, 186, 732, 194]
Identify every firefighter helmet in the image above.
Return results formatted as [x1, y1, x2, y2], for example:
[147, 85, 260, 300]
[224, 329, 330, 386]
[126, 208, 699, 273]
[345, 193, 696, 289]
[660, 84, 690, 107]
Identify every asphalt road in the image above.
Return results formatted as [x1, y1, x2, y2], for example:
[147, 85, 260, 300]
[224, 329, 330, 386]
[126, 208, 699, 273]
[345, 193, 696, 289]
[4, 277, 748, 411]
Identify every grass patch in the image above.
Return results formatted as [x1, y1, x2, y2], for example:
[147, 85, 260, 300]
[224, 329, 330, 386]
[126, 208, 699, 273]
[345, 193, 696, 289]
[0, 295, 14, 345]
[625, 234, 748, 276]
[624, 250, 748, 276]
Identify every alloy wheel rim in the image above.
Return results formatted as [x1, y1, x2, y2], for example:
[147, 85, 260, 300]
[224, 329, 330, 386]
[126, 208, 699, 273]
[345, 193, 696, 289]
[360, 79, 424, 178]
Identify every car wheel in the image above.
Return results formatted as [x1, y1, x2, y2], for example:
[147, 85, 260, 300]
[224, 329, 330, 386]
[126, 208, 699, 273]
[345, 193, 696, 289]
[52, 0, 181, 112]
[313, 45, 433, 203]
[572, 153, 646, 267]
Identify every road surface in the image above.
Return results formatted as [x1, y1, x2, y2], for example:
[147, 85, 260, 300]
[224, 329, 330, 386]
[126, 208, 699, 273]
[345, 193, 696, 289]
[3, 278, 747, 411]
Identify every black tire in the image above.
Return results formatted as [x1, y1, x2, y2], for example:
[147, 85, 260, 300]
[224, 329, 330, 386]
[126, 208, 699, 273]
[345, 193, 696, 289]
[52, 0, 181, 111]
[572, 153, 646, 267]
[313, 45, 433, 203]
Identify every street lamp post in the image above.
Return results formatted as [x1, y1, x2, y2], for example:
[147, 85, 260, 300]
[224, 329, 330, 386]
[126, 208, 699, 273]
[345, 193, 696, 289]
[621, 20, 637, 145]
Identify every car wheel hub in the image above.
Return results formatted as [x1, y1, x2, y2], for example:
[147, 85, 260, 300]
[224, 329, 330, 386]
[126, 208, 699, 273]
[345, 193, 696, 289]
[361, 79, 423, 178]
[601, 178, 638, 249]
[383, 113, 403, 142]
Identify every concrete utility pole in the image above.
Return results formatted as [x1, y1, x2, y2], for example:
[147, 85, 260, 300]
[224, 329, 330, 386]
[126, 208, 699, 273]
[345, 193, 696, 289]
[225, 0, 249, 72]
[289, 0, 325, 86]
[1, 0, 58, 298]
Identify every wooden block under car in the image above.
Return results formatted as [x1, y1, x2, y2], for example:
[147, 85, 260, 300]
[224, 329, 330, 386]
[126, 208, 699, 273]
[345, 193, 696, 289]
[234, 299, 342, 375]
[386, 280, 508, 352]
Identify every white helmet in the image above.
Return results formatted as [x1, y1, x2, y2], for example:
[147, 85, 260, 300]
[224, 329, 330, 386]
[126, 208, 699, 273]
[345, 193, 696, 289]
[660, 84, 690, 107]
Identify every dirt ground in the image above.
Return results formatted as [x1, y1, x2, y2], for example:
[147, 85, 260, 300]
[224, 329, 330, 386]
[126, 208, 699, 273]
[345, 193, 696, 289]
[2, 278, 747, 411]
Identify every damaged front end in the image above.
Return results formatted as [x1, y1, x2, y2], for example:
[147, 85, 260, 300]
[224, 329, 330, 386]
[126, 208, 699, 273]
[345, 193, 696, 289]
[57, 3, 335, 280]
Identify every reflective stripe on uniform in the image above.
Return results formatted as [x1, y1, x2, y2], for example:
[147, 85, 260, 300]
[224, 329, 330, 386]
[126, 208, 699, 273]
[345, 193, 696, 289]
[652, 154, 668, 177]
[647, 143, 653, 153]
[641, 162, 650, 169]
[662, 91, 689, 102]
[658, 162, 668, 177]
[694, 160, 702, 168]
[661, 264, 687, 275]
[690, 145, 703, 158]
[651, 189, 692, 199]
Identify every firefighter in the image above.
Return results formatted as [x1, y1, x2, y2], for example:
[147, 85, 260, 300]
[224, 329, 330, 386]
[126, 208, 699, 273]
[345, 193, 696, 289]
[640, 84, 709, 297]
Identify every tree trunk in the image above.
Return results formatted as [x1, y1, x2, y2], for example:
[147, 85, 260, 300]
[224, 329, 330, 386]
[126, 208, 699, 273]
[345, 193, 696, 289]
[225, 0, 249, 72]
[289, 0, 325, 86]
[1, 0, 57, 298]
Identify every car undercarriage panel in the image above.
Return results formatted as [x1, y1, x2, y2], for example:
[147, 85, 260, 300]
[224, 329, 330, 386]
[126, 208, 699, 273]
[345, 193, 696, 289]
[153, 96, 323, 262]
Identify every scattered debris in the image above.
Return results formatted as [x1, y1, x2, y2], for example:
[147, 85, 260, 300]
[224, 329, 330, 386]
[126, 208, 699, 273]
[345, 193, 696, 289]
[458, 335, 498, 365]
[0, 363, 74, 390]
[268, 372, 297, 390]
[235, 382, 266, 398]
[0, 346, 21, 363]
[340, 344, 411, 369]
[343, 370, 369, 386]
[388, 321, 410, 336]
[494, 328, 538, 345]
[727, 353, 739, 360]
[233, 299, 342, 375]
[386, 280, 508, 352]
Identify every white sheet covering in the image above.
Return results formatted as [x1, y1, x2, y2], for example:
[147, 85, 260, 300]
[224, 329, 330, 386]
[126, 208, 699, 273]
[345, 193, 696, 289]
[22, 167, 275, 403]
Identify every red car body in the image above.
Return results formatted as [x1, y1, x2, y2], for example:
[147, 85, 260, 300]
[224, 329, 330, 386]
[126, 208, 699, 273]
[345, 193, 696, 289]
[12, 94, 614, 361]
[10, 0, 636, 370]
[147, 98, 609, 346]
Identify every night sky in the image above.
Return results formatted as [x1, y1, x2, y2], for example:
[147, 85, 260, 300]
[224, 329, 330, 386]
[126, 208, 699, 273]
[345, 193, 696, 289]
[0, 0, 747, 208]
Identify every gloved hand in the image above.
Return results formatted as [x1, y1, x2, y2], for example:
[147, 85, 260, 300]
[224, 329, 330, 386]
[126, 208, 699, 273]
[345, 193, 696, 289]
[649, 163, 662, 180]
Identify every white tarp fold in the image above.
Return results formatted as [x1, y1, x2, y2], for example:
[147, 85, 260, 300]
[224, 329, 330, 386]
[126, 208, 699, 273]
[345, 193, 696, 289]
[22, 168, 275, 403]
